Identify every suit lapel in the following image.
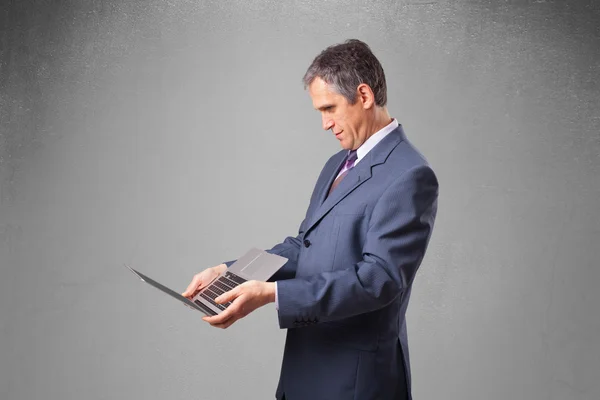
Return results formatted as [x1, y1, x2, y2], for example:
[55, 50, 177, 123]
[305, 126, 406, 234]
[316, 152, 347, 206]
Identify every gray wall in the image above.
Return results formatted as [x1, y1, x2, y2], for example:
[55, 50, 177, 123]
[1, 1, 599, 399]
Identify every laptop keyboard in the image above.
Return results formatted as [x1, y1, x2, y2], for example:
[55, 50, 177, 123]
[194, 271, 247, 312]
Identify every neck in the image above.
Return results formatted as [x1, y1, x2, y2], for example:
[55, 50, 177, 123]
[365, 107, 392, 140]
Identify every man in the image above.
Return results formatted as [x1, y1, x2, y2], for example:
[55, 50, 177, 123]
[183, 39, 438, 400]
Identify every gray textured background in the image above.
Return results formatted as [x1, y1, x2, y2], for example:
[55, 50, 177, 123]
[1, 1, 599, 399]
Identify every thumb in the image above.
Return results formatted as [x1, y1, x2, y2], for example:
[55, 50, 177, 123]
[215, 287, 238, 304]
[182, 274, 203, 297]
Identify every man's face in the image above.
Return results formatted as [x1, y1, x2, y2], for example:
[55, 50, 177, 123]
[308, 77, 368, 150]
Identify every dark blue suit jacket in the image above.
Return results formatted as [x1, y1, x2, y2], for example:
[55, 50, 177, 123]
[229, 125, 438, 400]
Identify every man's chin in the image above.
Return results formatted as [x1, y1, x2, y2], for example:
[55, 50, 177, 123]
[339, 141, 351, 150]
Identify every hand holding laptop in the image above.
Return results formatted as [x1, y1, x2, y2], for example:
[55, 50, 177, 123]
[199, 279, 277, 329]
[181, 259, 278, 329]
[127, 248, 287, 327]
[181, 263, 227, 299]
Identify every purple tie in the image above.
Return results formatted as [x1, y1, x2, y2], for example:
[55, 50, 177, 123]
[327, 150, 357, 197]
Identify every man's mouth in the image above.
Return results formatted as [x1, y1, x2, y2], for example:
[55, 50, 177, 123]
[334, 131, 343, 137]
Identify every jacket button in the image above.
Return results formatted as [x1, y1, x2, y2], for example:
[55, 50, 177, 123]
[303, 239, 311, 248]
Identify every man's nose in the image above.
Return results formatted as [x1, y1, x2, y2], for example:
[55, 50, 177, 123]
[322, 116, 334, 131]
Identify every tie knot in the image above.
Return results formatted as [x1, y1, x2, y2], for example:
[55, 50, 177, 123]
[346, 150, 357, 165]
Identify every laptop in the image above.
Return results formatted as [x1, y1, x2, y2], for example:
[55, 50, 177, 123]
[126, 248, 287, 316]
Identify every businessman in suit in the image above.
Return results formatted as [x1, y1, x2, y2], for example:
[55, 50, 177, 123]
[183, 39, 438, 400]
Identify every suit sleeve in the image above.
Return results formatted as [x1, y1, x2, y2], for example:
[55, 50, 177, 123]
[263, 220, 305, 282]
[275, 164, 439, 328]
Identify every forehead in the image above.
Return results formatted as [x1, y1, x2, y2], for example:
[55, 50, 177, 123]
[308, 77, 345, 109]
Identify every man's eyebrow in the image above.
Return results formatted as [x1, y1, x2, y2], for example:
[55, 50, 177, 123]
[316, 104, 335, 111]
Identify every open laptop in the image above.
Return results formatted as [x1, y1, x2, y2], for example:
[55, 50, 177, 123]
[126, 248, 287, 316]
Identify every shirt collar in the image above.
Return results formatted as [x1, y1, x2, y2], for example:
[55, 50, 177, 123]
[353, 118, 399, 165]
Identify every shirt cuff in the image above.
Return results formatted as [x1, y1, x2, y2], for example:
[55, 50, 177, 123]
[275, 281, 279, 311]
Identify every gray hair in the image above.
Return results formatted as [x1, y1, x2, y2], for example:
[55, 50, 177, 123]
[302, 39, 387, 107]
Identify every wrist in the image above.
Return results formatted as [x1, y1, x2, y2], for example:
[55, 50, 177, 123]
[266, 282, 276, 303]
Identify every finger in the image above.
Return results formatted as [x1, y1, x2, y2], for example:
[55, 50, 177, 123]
[203, 313, 233, 327]
[215, 287, 240, 304]
[203, 303, 239, 325]
[210, 316, 235, 329]
[182, 274, 203, 297]
[202, 307, 233, 326]
[207, 311, 238, 329]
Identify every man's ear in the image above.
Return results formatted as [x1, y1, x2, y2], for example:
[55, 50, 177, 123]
[357, 83, 375, 109]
